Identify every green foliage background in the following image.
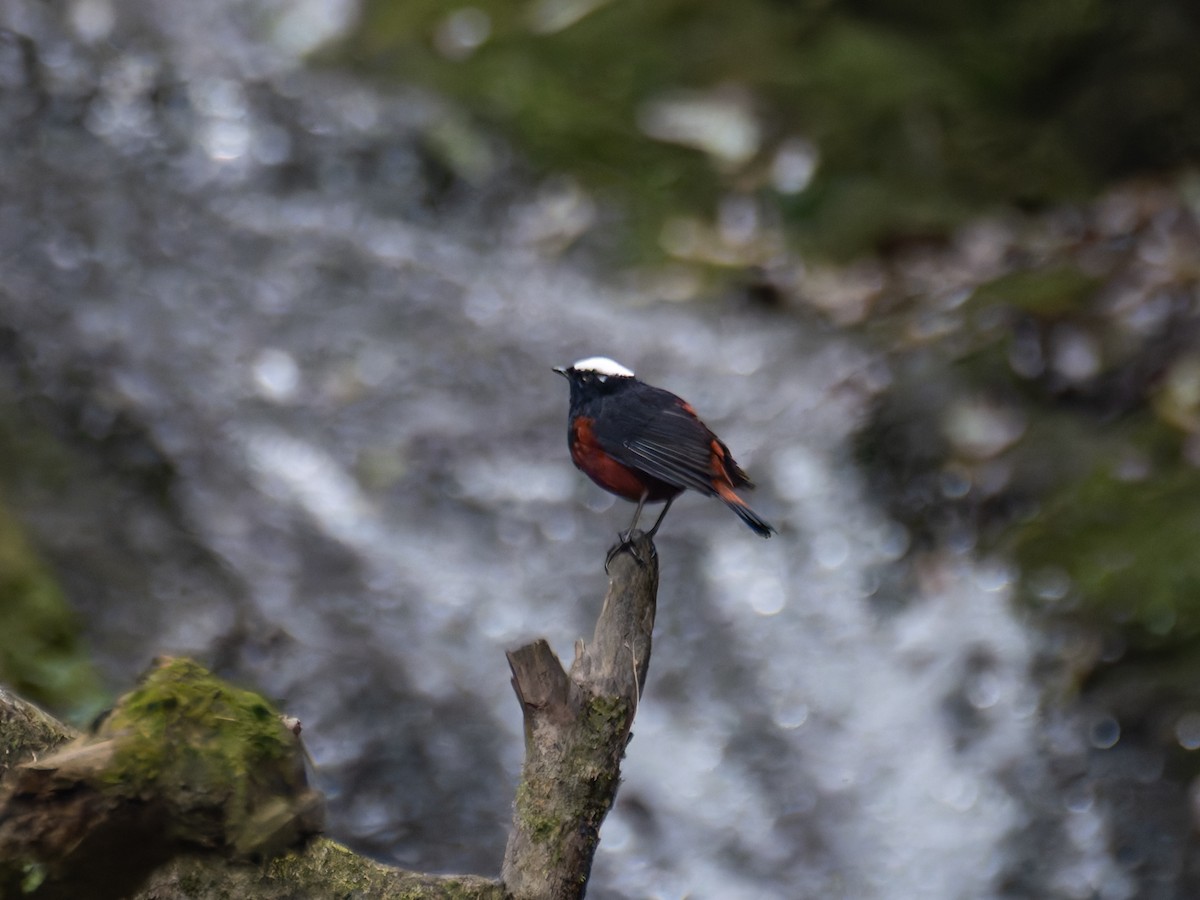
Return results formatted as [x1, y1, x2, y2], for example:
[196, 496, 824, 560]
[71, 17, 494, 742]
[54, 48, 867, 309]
[344, 0, 1200, 257]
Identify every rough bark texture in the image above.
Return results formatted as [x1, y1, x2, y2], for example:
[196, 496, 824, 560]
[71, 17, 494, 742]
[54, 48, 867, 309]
[501, 533, 659, 900]
[0, 687, 75, 781]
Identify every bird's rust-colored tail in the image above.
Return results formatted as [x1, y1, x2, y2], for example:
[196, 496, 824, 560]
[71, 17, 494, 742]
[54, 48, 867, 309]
[715, 482, 776, 538]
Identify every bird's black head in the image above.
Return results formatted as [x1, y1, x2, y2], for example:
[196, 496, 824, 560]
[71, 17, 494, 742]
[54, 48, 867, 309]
[554, 356, 638, 407]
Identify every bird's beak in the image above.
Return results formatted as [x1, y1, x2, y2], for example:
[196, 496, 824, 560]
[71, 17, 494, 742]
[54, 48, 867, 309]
[553, 366, 569, 378]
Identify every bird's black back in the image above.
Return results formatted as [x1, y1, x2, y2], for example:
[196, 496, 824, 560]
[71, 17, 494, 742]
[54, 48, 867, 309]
[574, 376, 750, 497]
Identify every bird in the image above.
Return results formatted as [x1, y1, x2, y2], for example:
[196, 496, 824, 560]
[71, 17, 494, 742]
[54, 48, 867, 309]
[554, 356, 775, 542]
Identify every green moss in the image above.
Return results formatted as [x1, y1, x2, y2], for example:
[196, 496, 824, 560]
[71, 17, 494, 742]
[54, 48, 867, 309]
[93, 657, 307, 858]
[0, 499, 106, 722]
[20, 862, 47, 893]
[101, 658, 293, 794]
[163, 838, 506, 898]
[514, 778, 560, 846]
[581, 695, 628, 758]
[574, 695, 625, 816]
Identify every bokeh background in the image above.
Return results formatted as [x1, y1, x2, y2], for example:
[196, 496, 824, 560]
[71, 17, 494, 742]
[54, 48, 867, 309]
[2, 0, 1200, 897]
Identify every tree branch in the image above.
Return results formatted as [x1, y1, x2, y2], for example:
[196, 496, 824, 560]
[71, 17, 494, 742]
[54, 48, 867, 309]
[502, 534, 659, 900]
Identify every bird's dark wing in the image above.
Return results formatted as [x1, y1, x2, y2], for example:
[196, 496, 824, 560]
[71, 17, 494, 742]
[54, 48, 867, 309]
[593, 399, 723, 496]
[625, 409, 722, 494]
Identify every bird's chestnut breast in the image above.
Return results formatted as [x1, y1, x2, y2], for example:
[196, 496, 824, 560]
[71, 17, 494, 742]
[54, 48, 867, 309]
[569, 416, 677, 502]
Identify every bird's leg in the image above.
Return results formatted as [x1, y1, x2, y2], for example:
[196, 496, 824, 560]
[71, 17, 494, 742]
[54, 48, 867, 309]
[621, 493, 648, 543]
[607, 492, 649, 571]
[645, 495, 675, 539]
[614, 495, 674, 569]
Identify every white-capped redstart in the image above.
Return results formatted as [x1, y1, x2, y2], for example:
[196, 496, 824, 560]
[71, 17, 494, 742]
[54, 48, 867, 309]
[555, 356, 775, 539]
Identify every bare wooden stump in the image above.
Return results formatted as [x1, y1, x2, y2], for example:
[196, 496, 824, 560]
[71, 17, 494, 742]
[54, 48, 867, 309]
[502, 533, 659, 900]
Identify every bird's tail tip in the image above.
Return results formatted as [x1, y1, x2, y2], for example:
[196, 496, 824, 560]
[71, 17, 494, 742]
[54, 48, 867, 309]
[728, 500, 777, 538]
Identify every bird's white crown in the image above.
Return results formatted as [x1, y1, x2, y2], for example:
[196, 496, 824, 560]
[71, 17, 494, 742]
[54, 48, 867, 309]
[571, 356, 635, 378]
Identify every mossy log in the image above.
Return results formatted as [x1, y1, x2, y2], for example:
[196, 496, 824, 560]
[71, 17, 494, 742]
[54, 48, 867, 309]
[0, 658, 325, 900]
[0, 535, 659, 899]
[140, 840, 506, 900]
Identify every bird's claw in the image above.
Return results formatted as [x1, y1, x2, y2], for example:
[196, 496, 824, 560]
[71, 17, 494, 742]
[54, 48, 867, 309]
[605, 529, 653, 573]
